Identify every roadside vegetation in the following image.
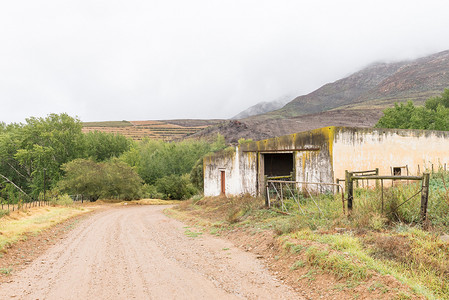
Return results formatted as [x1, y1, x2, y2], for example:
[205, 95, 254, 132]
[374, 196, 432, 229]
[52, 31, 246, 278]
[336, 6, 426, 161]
[0, 113, 227, 208]
[169, 171, 449, 299]
[0, 205, 90, 253]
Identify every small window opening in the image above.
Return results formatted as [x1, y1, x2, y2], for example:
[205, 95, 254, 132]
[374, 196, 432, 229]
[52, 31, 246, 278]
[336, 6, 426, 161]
[393, 167, 401, 176]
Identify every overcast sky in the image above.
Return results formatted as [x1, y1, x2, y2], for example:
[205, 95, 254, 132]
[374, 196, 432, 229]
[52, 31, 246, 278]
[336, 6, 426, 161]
[1, 0, 449, 123]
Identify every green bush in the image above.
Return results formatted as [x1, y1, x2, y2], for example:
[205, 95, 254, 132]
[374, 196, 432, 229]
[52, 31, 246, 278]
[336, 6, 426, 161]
[59, 158, 143, 201]
[140, 184, 165, 199]
[155, 174, 197, 200]
[375, 89, 449, 131]
[120, 134, 227, 188]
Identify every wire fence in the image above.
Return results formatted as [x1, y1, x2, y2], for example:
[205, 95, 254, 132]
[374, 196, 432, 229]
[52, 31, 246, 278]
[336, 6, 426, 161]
[0, 196, 50, 213]
[0, 194, 86, 214]
[266, 180, 345, 216]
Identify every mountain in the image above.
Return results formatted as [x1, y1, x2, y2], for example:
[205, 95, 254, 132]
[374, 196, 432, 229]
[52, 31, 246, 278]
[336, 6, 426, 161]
[268, 50, 449, 118]
[84, 50, 449, 143]
[231, 95, 293, 119]
[195, 50, 449, 143]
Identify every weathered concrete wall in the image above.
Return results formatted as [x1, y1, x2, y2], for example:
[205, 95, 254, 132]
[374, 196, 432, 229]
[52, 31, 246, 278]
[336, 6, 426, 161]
[332, 127, 449, 181]
[203, 147, 258, 196]
[239, 151, 258, 195]
[205, 126, 449, 197]
[242, 127, 335, 194]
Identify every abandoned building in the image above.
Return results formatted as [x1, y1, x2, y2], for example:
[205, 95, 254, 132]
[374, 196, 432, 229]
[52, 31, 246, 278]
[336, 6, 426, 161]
[203, 126, 449, 196]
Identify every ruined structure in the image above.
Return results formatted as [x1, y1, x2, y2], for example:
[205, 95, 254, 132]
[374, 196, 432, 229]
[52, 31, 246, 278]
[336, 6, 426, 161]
[203, 126, 449, 196]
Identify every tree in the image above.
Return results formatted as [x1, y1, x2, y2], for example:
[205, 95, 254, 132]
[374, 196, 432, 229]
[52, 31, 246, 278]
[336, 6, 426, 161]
[84, 131, 132, 161]
[103, 159, 142, 200]
[0, 113, 85, 197]
[120, 135, 225, 185]
[375, 101, 416, 129]
[375, 89, 449, 131]
[155, 174, 196, 200]
[59, 158, 142, 201]
[59, 159, 104, 201]
[190, 158, 204, 191]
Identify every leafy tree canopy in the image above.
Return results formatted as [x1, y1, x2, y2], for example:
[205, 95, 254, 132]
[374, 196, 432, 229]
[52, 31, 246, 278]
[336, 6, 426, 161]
[120, 134, 226, 185]
[0, 113, 85, 196]
[84, 130, 132, 162]
[59, 158, 142, 201]
[0, 113, 133, 198]
[375, 89, 449, 131]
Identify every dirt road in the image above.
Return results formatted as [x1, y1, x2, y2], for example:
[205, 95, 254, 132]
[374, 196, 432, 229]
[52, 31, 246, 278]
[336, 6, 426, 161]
[0, 205, 302, 299]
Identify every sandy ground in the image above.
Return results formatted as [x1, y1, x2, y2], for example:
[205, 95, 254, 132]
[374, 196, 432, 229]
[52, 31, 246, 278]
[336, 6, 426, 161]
[0, 205, 302, 300]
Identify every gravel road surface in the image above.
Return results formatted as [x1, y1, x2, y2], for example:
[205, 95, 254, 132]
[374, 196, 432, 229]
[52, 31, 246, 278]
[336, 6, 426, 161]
[0, 205, 302, 299]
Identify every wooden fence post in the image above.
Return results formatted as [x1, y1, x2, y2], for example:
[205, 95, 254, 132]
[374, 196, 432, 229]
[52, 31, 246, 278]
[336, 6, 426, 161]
[345, 171, 353, 212]
[264, 175, 269, 207]
[420, 173, 430, 228]
[373, 168, 379, 190]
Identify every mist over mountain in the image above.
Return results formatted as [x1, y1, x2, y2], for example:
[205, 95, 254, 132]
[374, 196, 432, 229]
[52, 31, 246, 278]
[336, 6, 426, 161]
[84, 50, 449, 143]
[269, 50, 449, 118]
[231, 95, 293, 119]
[202, 50, 449, 142]
[230, 50, 449, 122]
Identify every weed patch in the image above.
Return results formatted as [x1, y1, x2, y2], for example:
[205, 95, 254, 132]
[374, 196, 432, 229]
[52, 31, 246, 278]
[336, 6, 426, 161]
[305, 245, 369, 281]
[0, 209, 9, 219]
[184, 229, 203, 238]
[0, 267, 12, 275]
[0, 206, 90, 252]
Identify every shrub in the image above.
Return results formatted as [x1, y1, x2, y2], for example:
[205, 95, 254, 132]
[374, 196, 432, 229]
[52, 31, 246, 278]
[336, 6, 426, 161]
[140, 184, 165, 200]
[155, 174, 197, 200]
[59, 158, 143, 201]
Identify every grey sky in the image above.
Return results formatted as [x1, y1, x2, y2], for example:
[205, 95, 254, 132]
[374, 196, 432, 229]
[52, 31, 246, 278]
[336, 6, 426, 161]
[1, 0, 449, 123]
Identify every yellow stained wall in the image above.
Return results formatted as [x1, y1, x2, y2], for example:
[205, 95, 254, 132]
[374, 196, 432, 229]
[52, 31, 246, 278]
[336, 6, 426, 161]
[332, 128, 449, 182]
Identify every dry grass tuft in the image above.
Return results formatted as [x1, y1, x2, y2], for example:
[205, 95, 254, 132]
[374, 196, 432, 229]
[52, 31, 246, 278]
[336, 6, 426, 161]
[0, 206, 90, 252]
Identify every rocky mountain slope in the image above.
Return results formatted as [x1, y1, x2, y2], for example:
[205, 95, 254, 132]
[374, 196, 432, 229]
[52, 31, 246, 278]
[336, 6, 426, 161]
[268, 50, 449, 118]
[231, 95, 293, 119]
[196, 50, 449, 142]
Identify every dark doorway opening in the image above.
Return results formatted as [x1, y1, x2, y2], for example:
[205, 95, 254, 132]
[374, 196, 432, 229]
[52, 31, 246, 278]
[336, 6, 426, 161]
[263, 153, 294, 178]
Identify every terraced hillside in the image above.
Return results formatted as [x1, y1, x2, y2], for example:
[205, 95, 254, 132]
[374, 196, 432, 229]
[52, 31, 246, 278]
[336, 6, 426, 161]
[82, 119, 222, 141]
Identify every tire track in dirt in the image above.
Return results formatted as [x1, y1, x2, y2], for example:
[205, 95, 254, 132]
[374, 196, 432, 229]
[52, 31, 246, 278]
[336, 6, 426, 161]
[0, 205, 303, 299]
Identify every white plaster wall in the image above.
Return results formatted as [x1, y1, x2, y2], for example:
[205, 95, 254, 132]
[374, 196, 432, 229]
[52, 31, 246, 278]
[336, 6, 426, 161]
[204, 147, 245, 197]
[239, 151, 258, 195]
[204, 147, 259, 197]
[332, 129, 449, 182]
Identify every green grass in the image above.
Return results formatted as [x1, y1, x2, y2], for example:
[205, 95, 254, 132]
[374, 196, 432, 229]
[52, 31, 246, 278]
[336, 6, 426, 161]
[184, 229, 203, 238]
[282, 228, 447, 299]
[290, 260, 305, 270]
[304, 245, 369, 281]
[171, 177, 449, 299]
